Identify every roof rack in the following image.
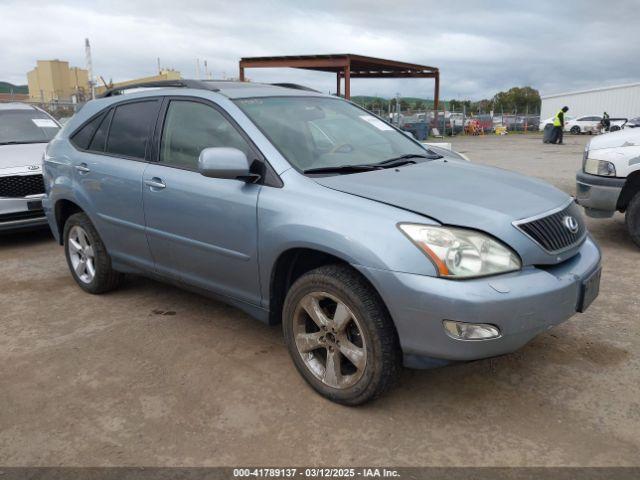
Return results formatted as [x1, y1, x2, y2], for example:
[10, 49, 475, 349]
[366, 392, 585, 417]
[99, 79, 219, 98]
[270, 83, 320, 93]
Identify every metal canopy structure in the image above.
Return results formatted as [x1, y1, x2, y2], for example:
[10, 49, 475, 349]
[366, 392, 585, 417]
[239, 53, 440, 109]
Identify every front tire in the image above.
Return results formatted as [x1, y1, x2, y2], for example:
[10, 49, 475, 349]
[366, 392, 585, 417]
[282, 264, 401, 405]
[570, 126, 581, 135]
[63, 212, 123, 294]
[625, 193, 640, 248]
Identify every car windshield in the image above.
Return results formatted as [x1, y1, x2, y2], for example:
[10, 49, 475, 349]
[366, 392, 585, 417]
[235, 96, 430, 172]
[0, 109, 60, 145]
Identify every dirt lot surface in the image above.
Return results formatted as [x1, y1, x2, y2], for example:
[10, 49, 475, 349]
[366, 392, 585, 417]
[1, 134, 639, 466]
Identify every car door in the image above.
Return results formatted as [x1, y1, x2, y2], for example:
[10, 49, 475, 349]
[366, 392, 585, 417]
[142, 98, 262, 306]
[69, 99, 161, 271]
[584, 116, 599, 129]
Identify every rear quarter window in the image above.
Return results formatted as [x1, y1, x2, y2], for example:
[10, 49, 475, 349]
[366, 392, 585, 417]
[88, 109, 114, 152]
[70, 111, 107, 150]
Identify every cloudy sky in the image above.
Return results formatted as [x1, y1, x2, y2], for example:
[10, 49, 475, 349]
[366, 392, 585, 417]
[2, 0, 639, 99]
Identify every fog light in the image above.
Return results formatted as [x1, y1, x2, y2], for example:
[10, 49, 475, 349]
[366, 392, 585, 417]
[443, 320, 501, 340]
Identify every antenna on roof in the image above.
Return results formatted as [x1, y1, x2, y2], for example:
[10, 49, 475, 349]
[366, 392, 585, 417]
[85, 38, 95, 100]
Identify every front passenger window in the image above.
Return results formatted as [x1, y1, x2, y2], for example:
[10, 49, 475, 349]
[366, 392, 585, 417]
[160, 100, 253, 170]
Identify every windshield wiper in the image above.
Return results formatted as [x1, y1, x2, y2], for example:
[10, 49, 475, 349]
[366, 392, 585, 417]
[303, 164, 381, 174]
[303, 152, 444, 175]
[376, 153, 443, 166]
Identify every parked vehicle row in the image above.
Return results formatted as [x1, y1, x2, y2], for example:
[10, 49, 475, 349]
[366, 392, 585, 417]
[0, 102, 60, 232]
[401, 113, 540, 135]
[38, 81, 601, 404]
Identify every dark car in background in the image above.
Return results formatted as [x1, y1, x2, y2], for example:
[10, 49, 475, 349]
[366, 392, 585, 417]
[625, 117, 640, 128]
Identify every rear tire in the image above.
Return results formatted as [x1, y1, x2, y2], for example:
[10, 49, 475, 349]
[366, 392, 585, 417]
[63, 212, 123, 294]
[282, 264, 401, 405]
[625, 193, 640, 248]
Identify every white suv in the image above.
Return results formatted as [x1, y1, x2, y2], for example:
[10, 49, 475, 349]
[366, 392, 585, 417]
[576, 128, 640, 246]
[0, 103, 60, 232]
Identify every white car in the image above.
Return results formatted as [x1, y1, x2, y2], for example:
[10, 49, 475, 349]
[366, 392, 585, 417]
[538, 114, 575, 132]
[0, 103, 60, 232]
[565, 115, 627, 135]
[566, 115, 603, 134]
[576, 127, 640, 246]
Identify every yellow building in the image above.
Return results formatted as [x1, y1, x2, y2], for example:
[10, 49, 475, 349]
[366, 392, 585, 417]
[95, 69, 182, 95]
[27, 60, 90, 102]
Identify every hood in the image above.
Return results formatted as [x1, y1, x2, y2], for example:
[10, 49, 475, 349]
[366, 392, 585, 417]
[588, 128, 640, 151]
[0, 142, 47, 171]
[314, 160, 574, 263]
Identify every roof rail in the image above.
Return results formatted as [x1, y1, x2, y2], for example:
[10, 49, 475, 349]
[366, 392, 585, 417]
[270, 83, 320, 93]
[99, 79, 219, 98]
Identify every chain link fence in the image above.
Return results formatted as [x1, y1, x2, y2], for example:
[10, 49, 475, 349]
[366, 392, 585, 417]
[356, 100, 540, 140]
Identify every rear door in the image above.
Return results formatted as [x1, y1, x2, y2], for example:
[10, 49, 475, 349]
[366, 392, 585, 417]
[142, 98, 262, 305]
[69, 99, 161, 271]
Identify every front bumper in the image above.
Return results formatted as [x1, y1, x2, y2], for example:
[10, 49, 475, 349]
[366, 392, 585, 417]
[0, 195, 48, 232]
[359, 235, 601, 367]
[576, 171, 625, 218]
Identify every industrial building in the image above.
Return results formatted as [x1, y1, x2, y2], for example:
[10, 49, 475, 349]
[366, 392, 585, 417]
[27, 59, 90, 102]
[541, 82, 640, 120]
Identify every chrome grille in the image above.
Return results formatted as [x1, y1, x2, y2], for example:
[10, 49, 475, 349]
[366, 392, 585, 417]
[0, 174, 45, 198]
[514, 201, 586, 253]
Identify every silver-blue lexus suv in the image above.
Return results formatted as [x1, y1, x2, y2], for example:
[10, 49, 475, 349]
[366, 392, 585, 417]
[43, 80, 601, 405]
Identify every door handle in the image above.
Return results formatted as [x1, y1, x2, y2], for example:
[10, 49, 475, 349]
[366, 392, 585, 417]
[144, 177, 166, 190]
[75, 163, 90, 174]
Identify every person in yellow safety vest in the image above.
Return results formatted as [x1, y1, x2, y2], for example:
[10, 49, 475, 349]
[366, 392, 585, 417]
[552, 106, 569, 144]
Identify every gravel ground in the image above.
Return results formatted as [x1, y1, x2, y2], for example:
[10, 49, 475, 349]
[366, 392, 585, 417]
[1, 133, 638, 467]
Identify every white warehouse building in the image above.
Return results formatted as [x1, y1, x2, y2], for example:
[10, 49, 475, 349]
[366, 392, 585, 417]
[540, 82, 640, 120]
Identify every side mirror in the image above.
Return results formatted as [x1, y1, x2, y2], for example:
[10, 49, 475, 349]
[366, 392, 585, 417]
[198, 147, 253, 181]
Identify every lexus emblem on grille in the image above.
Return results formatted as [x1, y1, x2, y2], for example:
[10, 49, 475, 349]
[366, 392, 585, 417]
[563, 215, 579, 234]
[27, 165, 40, 171]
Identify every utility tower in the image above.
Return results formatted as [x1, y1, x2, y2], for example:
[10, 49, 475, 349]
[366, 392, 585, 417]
[85, 38, 95, 99]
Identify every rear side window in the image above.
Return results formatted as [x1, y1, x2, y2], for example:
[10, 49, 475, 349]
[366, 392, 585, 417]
[71, 112, 106, 150]
[106, 100, 160, 159]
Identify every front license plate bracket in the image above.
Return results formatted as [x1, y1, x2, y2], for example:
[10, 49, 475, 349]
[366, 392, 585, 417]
[577, 267, 601, 313]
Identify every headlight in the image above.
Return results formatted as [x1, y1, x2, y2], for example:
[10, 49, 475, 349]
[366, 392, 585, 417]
[584, 157, 616, 176]
[399, 224, 521, 278]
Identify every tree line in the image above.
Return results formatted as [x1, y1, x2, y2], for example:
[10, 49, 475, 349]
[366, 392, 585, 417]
[352, 86, 541, 114]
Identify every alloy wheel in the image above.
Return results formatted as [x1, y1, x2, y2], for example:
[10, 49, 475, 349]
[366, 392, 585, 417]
[292, 292, 367, 389]
[67, 225, 96, 284]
